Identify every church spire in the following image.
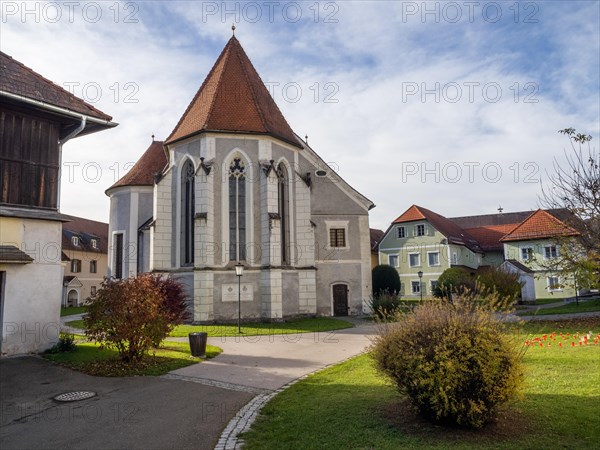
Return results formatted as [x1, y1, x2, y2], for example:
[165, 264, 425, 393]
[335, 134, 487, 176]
[165, 36, 301, 148]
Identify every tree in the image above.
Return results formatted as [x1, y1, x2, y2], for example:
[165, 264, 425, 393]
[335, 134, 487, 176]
[539, 128, 600, 291]
[372, 264, 401, 296]
[433, 267, 476, 300]
[85, 274, 189, 362]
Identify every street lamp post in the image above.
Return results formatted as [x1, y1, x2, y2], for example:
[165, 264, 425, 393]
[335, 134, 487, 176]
[235, 263, 244, 333]
[418, 270, 423, 302]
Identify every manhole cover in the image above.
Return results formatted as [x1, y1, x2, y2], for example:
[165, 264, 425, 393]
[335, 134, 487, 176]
[53, 391, 97, 402]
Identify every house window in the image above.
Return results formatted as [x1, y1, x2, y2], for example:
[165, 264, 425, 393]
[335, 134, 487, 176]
[90, 286, 96, 296]
[411, 280, 421, 294]
[114, 233, 123, 279]
[181, 160, 195, 266]
[90, 260, 97, 273]
[277, 163, 290, 265]
[329, 228, 346, 248]
[409, 253, 420, 267]
[229, 157, 246, 261]
[544, 245, 558, 259]
[71, 236, 79, 246]
[428, 252, 440, 266]
[431, 280, 438, 292]
[521, 247, 533, 261]
[91, 238, 97, 249]
[451, 252, 458, 265]
[415, 224, 426, 236]
[397, 226, 405, 238]
[389, 255, 399, 267]
[71, 259, 81, 273]
[548, 276, 561, 291]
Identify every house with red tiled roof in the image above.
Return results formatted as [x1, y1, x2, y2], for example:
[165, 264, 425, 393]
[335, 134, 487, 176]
[106, 34, 374, 321]
[61, 216, 109, 307]
[0, 52, 116, 355]
[378, 205, 578, 301]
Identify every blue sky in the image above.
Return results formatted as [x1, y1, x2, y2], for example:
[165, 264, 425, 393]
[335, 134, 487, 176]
[2, 1, 599, 230]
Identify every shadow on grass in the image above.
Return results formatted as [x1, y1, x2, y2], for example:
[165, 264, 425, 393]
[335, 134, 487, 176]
[44, 341, 221, 377]
[244, 379, 600, 450]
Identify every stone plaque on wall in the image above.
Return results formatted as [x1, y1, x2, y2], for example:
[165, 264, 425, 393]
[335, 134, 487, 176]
[221, 283, 253, 302]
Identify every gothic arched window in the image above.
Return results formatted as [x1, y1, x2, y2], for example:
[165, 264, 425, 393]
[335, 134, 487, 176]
[229, 157, 246, 261]
[277, 163, 290, 265]
[181, 160, 195, 266]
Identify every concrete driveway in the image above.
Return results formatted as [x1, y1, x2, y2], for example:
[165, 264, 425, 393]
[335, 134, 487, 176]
[0, 357, 252, 450]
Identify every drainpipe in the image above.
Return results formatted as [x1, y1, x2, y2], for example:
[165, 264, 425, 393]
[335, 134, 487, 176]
[57, 116, 86, 210]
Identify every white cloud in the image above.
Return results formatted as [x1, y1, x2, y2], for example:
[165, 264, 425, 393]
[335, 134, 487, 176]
[2, 1, 597, 231]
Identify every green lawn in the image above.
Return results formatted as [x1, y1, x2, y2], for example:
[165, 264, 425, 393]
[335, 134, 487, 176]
[44, 339, 222, 377]
[60, 306, 87, 316]
[168, 317, 353, 337]
[66, 317, 353, 337]
[65, 319, 85, 329]
[519, 298, 600, 316]
[242, 317, 600, 450]
[532, 298, 566, 306]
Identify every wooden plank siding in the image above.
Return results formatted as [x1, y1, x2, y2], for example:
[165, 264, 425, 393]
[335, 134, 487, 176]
[0, 108, 60, 209]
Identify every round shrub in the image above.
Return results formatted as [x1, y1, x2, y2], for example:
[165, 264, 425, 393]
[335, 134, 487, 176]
[370, 292, 402, 319]
[433, 267, 476, 300]
[372, 264, 401, 297]
[373, 298, 523, 428]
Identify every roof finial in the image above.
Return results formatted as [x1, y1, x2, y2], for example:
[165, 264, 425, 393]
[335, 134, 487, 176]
[305, 134, 308, 144]
[231, 23, 236, 36]
[151, 134, 155, 142]
[498, 205, 503, 214]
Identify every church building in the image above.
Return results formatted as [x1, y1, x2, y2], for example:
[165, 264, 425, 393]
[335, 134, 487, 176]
[106, 35, 374, 322]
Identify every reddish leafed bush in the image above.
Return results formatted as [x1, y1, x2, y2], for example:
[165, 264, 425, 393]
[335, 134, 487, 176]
[85, 274, 189, 362]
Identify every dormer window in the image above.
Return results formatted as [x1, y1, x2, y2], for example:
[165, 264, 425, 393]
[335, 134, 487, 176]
[91, 239, 97, 249]
[72, 236, 79, 246]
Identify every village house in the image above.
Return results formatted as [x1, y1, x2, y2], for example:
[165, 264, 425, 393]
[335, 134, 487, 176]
[377, 205, 579, 301]
[106, 35, 374, 322]
[0, 51, 116, 355]
[61, 216, 109, 307]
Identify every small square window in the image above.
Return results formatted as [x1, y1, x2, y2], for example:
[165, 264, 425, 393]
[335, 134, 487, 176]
[397, 227, 405, 239]
[415, 224, 426, 236]
[389, 255, 399, 267]
[544, 245, 557, 259]
[409, 253, 420, 267]
[548, 276, 560, 291]
[71, 259, 81, 273]
[428, 252, 440, 266]
[521, 247, 533, 261]
[411, 281, 421, 294]
[90, 260, 97, 273]
[71, 236, 79, 246]
[329, 228, 346, 248]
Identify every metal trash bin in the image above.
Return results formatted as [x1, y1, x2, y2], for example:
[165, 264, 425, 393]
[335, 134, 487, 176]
[188, 332, 208, 358]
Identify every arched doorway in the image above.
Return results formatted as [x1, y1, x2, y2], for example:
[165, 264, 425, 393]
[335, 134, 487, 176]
[67, 289, 79, 307]
[332, 284, 349, 316]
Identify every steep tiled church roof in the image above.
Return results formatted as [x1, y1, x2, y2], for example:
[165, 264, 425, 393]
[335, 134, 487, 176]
[500, 209, 579, 242]
[107, 140, 167, 192]
[165, 36, 301, 148]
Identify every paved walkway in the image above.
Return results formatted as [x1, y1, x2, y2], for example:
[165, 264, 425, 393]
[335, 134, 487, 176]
[167, 321, 377, 392]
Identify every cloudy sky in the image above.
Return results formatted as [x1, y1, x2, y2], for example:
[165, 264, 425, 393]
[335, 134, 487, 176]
[3, 1, 599, 230]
